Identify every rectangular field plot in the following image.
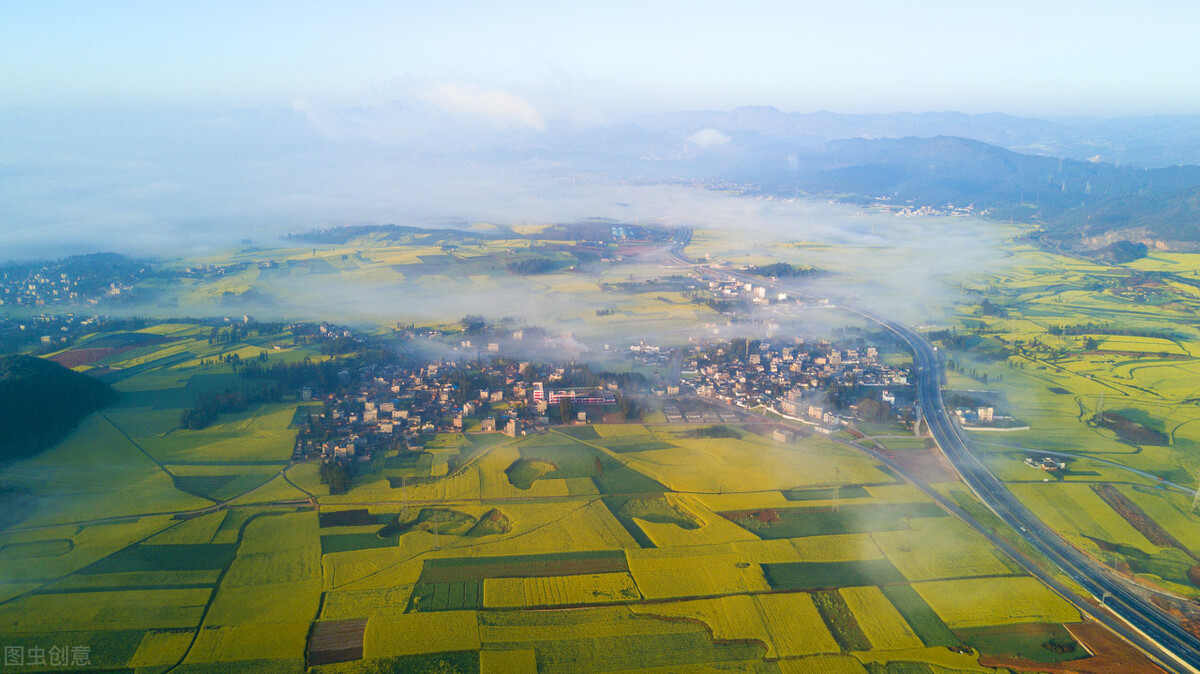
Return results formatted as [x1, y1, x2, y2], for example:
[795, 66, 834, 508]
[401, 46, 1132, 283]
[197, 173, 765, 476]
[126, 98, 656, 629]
[409, 580, 482, 612]
[594, 424, 652, 438]
[956, 622, 1089, 665]
[3, 629, 149, 670]
[482, 572, 640, 608]
[363, 610, 480, 660]
[879, 584, 959, 648]
[480, 649, 538, 672]
[1008, 483, 1158, 554]
[839, 586, 923, 651]
[811, 589, 871, 651]
[872, 518, 1017, 581]
[419, 549, 629, 583]
[556, 425, 601, 441]
[308, 619, 367, 665]
[0, 588, 211, 631]
[183, 622, 310, 665]
[39, 568, 220, 593]
[531, 628, 766, 673]
[1093, 335, 1189, 355]
[318, 509, 390, 528]
[721, 502, 947, 539]
[762, 559, 905, 591]
[628, 548, 771, 599]
[79, 543, 238, 575]
[320, 533, 396, 555]
[127, 629, 197, 668]
[756, 592, 842, 657]
[617, 436, 896, 494]
[0, 539, 72, 559]
[914, 577, 1080, 629]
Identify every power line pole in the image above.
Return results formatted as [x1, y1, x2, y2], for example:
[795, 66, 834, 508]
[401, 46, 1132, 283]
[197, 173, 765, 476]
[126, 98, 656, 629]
[833, 468, 841, 513]
[401, 476, 408, 522]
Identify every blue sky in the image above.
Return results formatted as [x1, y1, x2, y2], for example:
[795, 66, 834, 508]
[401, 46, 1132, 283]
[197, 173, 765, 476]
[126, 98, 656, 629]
[3, 0, 1199, 118]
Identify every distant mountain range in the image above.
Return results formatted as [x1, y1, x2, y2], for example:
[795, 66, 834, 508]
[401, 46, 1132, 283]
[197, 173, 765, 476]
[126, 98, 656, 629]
[527, 109, 1200, 256]
[633, 106, 1200, 168]
[699, 135, 1200, 254]
[8, 104, 1199, 257]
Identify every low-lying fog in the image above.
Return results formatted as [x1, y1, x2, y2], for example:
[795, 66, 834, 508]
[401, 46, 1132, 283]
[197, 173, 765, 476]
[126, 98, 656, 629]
[2, 108, 1017, 334]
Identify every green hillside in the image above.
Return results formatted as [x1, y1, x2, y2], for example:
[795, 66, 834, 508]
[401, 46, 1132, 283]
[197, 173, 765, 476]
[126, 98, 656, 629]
[0, 354, 117, 461]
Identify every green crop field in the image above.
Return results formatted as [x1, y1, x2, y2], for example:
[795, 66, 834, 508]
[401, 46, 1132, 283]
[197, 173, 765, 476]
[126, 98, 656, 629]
[878, 584, 960, 648]
[956, 623, 1087, 664]
[763, 559, 906, 590]
[723, 502, 947, 539]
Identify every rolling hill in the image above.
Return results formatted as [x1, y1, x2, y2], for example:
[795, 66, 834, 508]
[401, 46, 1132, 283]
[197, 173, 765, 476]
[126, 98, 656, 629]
[0, 354, 118, 462]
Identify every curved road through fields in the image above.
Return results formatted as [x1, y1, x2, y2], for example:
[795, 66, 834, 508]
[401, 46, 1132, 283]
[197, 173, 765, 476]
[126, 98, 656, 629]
[667, 227, 1200, 672]
[860, 307, 1200, 674]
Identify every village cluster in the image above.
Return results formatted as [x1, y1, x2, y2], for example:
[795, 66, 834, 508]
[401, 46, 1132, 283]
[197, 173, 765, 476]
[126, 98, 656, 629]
[296, 357, 619, 466]
[681, 339, 915, 432]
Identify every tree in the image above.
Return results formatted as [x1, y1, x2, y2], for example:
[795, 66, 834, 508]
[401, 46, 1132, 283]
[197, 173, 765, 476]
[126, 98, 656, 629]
[460, 315, 487, 334]
[558, 397, 573, 424]
[319, 461, 351, 495]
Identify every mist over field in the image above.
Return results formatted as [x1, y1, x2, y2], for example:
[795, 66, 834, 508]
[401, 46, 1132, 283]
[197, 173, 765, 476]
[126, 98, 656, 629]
[0, 105, 1022, 339]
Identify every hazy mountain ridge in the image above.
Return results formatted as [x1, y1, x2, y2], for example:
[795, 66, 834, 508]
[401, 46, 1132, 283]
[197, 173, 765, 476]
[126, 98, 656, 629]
[696, 135, 1200, 254]
[5, 105, 1200, 259]
[636, 106, 1200, 168]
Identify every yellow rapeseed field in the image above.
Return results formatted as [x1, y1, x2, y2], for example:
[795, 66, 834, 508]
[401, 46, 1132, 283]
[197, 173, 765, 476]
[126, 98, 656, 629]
[790, 534, 883, 562]
[125, 630, 195, 668]
[594, 424, 651, 437]
[363, 609, 480, 659]
[184, 623, 309, 663]
[453, 499, 640, 557]
[482, 572, 639, 608]
[480, 649, 538, 673]
[839, 586, 922, 650]
[755, 592, 841, 657]
[871, 518, 1012, 581]
[631, 595, 774, 655]
[777, 655, 869, 674]
[731, 539, 803, 564]
[628, 548, 771, 599]
[914, 577, 1080, 629]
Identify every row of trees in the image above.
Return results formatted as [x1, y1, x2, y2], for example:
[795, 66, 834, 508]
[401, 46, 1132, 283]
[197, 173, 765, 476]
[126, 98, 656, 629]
[507, 257, 557, 274]
[179, 386, 282, 429]
[745, 262, 823, 278]
[1046, 321, 1175, 340]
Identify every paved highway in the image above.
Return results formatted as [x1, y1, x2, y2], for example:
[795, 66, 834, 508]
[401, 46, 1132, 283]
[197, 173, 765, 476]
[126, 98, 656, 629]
[665, 229, 1200, 672]
[862, 308, 1200, 674]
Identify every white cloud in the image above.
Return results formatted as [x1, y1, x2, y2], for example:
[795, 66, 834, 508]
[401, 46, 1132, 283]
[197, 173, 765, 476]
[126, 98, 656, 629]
[418, 82, 545, 131]
[686, 127, 731, 148]
[290, 97, 344, 139]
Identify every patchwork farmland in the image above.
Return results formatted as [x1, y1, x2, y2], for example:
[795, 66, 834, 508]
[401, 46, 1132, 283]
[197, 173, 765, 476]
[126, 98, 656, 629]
[0, 314, 1167, 673]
